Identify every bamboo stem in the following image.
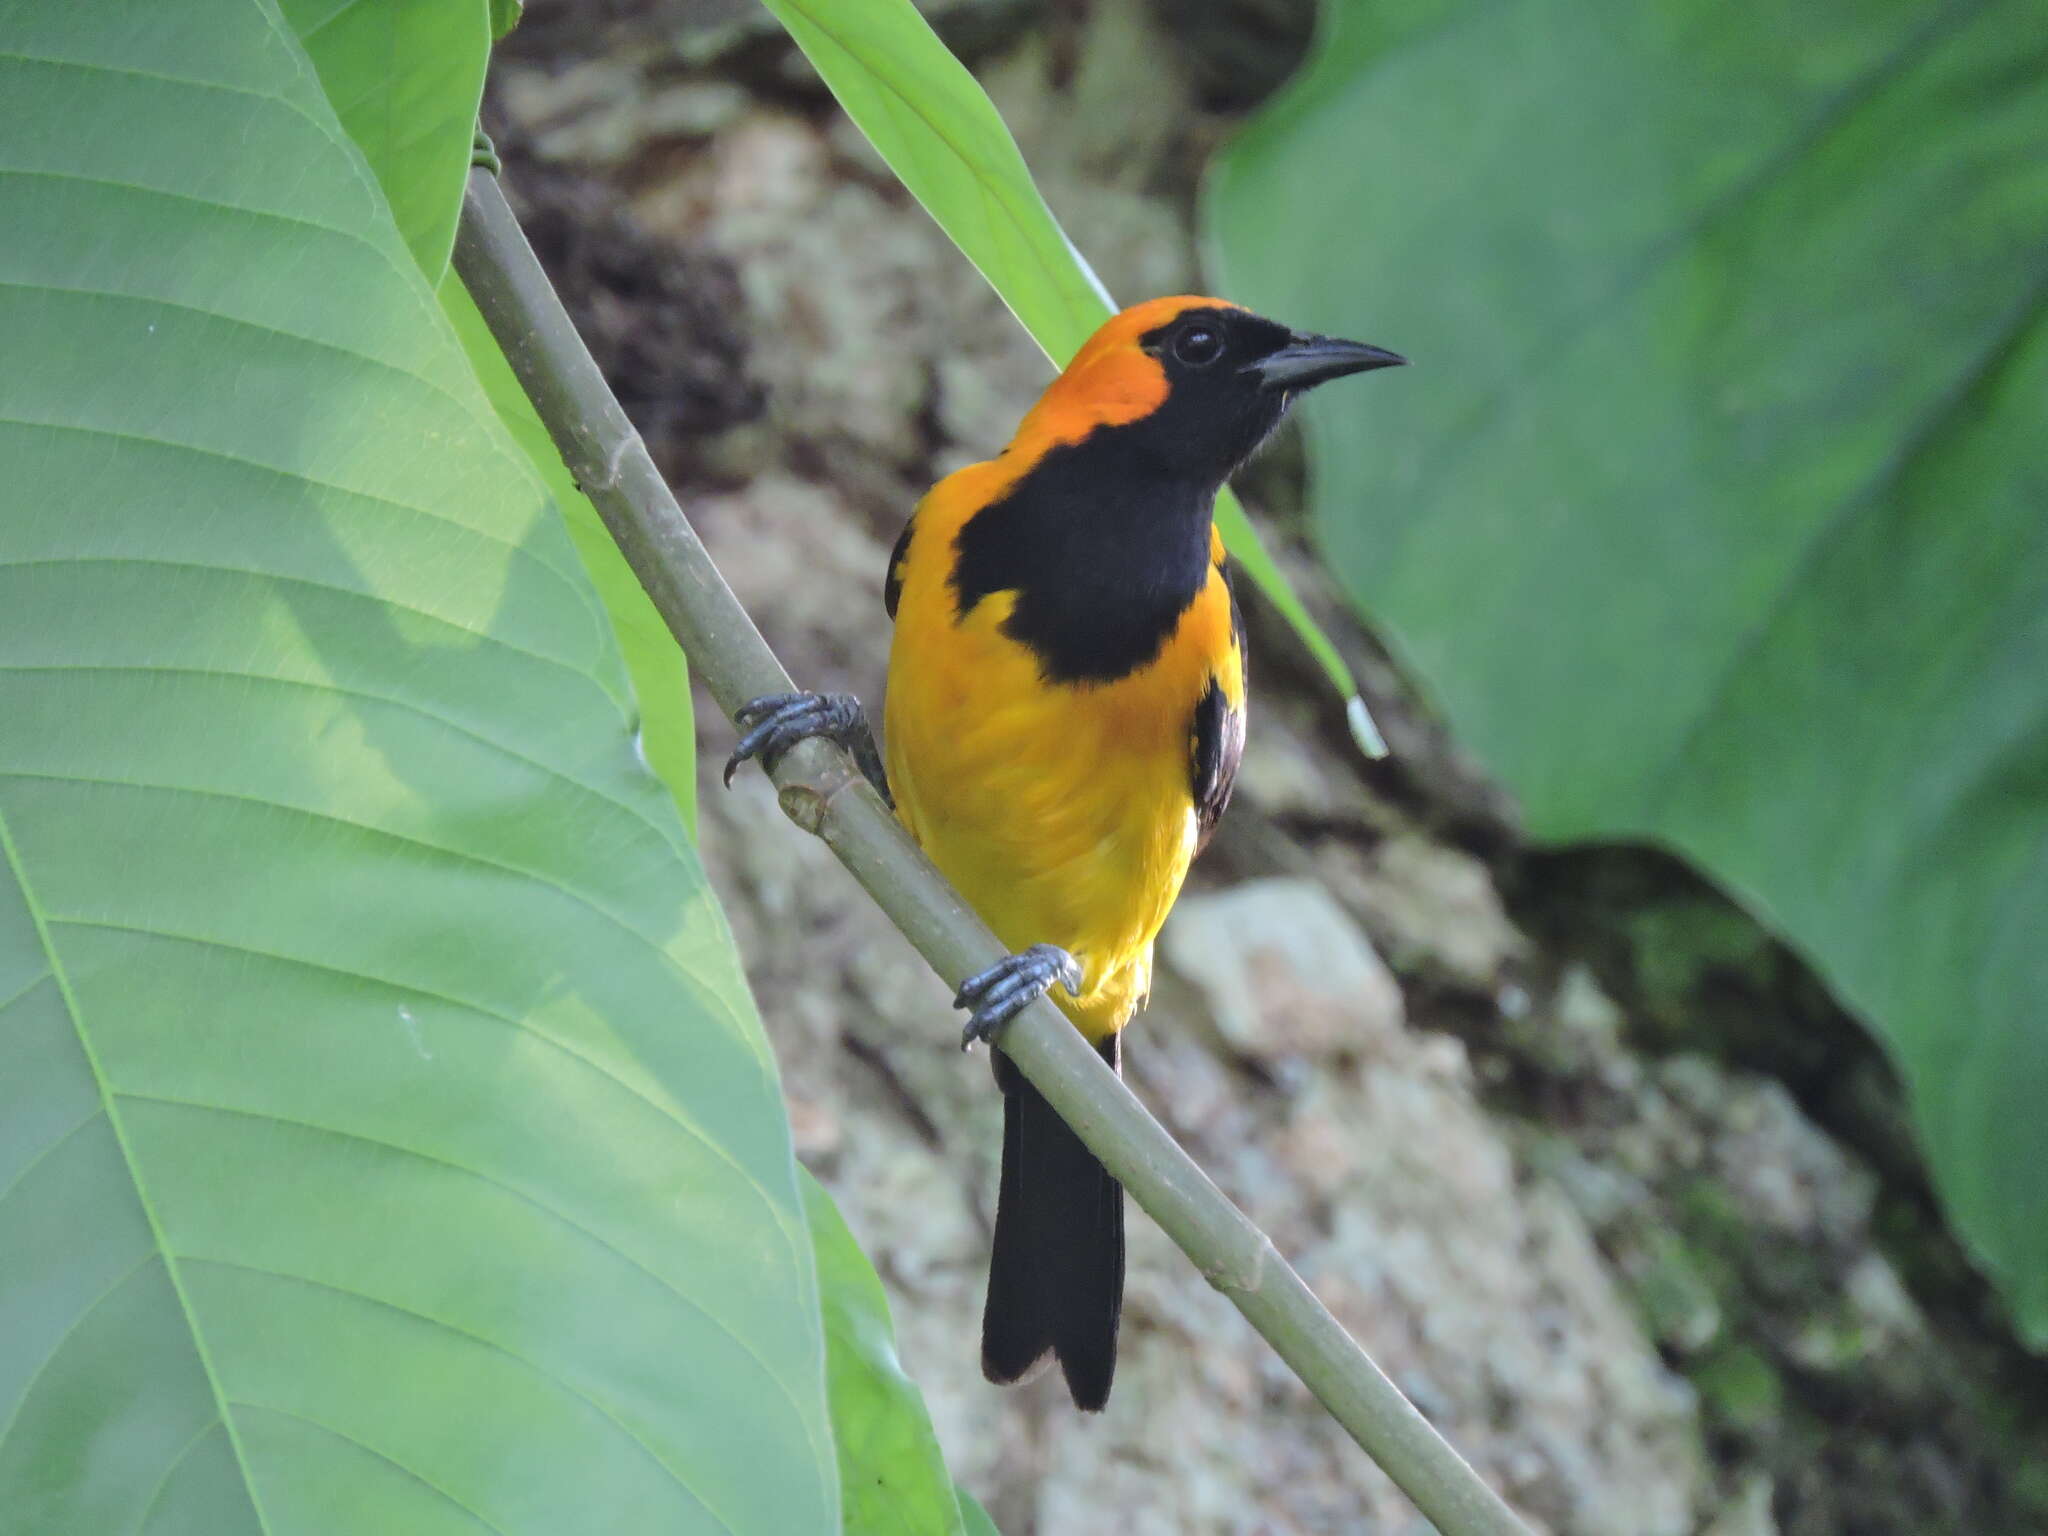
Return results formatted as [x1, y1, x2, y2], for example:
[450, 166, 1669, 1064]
[454, 168, 1532, 1536]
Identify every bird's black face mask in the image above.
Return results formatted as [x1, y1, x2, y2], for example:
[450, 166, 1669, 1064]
[1131, 306, 1406, 485]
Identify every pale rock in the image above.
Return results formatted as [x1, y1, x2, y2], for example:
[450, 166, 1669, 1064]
[1328, 833, 1530, 990]
[1843, 1251, 1922, 1343]
[640, 79, 752, 140]
[784, 1092, 840, 1160]
[1160, 877, 1405, 1059]
[1702, 1473, 1779, 1536]
[689, 471, 895, 700]
[1504, 962, 1629, 1079]
[1233, 702, 1371, 822]
[497, 61, 750, 164]
[497, 59, 647, 164]
[1658, 1059, 1875, 1241]
[634, 110, 999, 475]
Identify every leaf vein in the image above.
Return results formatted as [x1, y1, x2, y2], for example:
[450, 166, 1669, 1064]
[131, 1418, 225, 1536]
[227, 1402, 503, 1535]
[0, 47, 339, 154]
[0, 163, 408, 306]
[0, 1253, 158, 1453]
[43, 917, 797, 1269]
[114, 1091, 817, 1446]
[0, 966, 52, 1016]
[191, 1258, 738, 1533]
[0, 662, 682, 861]
[0, 552, 596, 691]
[0, 275, 582, 593]
[7, 767, 685, 976]
[0, 1107, 106, 1211]
[0, 405, 582, 607]
[0, 802, 275, 1531]
[293, 0, 362, 43]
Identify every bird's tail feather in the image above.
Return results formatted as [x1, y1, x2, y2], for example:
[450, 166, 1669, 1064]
[981, 1036, 1125, 1411]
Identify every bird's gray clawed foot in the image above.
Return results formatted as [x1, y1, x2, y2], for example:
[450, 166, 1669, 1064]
[955, 944, 1083, 1049]
[723, 690, 890, 801]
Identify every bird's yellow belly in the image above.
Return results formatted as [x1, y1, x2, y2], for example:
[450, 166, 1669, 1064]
[886, 596, 1201, 1042]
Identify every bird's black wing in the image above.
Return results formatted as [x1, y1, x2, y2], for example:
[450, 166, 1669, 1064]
[885, 512, 915, 619]
[1190, 569, 1246, 852]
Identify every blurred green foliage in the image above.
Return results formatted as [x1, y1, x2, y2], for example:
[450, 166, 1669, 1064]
[1211, 0, 2048, 1338]
[806, 1174, 975, 1536]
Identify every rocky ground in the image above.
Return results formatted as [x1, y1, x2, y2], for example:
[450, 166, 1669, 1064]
[490, 3, 2048, 1530]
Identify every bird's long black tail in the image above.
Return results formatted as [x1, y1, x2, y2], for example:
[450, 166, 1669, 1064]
[981, 1036, 1124, 1411]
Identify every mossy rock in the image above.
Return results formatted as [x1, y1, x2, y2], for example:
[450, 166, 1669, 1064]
[1689, 1341, 1786, 1439]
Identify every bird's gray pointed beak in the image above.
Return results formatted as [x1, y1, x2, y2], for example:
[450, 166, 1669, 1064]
[1249, 333, 1408, 392]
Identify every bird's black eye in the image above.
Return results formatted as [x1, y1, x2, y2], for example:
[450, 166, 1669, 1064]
[1173, 324, 1224, 367]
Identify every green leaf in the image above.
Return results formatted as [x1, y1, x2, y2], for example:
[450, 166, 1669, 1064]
[489, 0, 522, 40]
[804, 1174, 967, 1536]
[1210, 0, 2048, 1335]
[758, 0, 1108, 356]
[440, 271, 698, 832]
[956, 1487, 1002, 1536]
[0, 3, 836, 1529]
[756, 0, 1379, 742]
[280, 0, 491, 279]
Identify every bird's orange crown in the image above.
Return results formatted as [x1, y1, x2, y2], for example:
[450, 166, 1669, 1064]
[1013, 296, 1247, 451]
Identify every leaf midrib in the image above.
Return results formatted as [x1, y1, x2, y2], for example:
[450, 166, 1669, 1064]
[0, 799, 275, 1535]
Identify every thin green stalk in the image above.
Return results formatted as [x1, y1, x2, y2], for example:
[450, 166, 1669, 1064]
[453, 167, 1532, 1536]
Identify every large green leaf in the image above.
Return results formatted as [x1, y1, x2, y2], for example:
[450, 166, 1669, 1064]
[280, 0, 490, 278]
[0, 4, 835, 1530]
[803, 1174, 967, 1536]
[1209, 0, 2048, 1334]
[756, 0, 1385, 751]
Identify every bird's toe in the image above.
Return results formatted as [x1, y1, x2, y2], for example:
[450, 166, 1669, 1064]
[955, 943, 1081, 1048]
[723, 691, 867, 787]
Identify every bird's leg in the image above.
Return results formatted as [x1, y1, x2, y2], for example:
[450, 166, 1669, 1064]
[954, 944, 1084, 1050]
[723, 691, 891, 805]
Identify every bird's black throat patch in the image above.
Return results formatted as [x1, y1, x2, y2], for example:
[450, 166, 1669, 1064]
[949, 428, 1219, 685]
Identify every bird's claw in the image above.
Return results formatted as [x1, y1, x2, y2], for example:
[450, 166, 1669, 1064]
[955, 943, 1083, 1049]
[723, 691, 888, 800]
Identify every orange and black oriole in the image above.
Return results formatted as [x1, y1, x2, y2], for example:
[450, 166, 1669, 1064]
[727, 296, 1403, 1410]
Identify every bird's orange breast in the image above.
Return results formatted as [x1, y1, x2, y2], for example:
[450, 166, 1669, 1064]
[883, 460, 1241, 1042]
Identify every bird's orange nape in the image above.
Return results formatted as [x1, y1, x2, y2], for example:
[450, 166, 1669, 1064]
[1016, 295, 1247, 448]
